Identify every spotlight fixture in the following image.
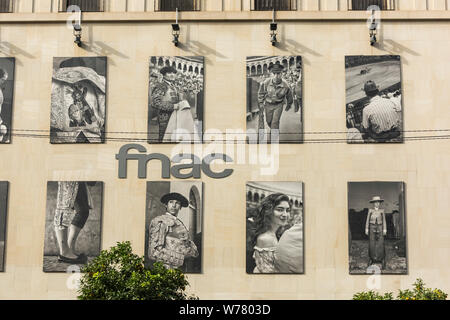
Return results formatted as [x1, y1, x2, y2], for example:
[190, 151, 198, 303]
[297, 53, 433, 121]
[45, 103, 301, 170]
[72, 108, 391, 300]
[172, 8, 180, 47]
[70, 6, 82, 47]
[270, 9, 277, 46]
[369, 24, 377, 46]
[73, 24, 82, 47]
[369, 10, 378, 46]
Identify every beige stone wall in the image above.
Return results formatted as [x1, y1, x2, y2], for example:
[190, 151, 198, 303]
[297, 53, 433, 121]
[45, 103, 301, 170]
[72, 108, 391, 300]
[0, 13, 449, 299]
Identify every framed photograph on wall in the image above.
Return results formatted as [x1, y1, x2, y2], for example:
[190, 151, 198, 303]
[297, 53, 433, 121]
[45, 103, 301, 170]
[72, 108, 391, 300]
[0, 58, 15, 144]
[246, 181, 304, 274]
[43, 181, 103, 272]
[50, 57, 107, 143]
[246, 56, 303, 144]
[0, 181, 8, 272]
[145, 181, 203, 273]
[348, 181, 407, 274]
[345, 55, 403, 143]
[148, 56, 204, 144]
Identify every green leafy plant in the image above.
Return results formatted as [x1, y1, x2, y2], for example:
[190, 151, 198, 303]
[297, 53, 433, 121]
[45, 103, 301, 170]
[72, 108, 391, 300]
[353, 291, 394, 300]
[397, 278, 448, 300]
[77, 241, 197, 300]
[353, 278, 447, 300]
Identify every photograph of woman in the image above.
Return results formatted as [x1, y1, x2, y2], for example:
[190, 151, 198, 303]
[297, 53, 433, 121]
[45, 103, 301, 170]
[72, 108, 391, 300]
[0, 68, 8, 142]
[348, 182, 407, 274]
[43, 181, 103, 272]
[252, 193, 290, 273]
[246, 182, 304, 274]
[0, 58, 15, 144]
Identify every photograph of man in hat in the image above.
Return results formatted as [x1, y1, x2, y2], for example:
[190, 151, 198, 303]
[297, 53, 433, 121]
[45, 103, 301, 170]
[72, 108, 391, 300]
[361, 80, 401, 142]
[149, 56, 204, 144]
[148, 192, 198, 270]
[365, 196, 387, 268]
[257, 61, 294, 134]
[246, 56, 302, 143]
[151, 66, 180, 142]
[345, 55, 402, 143]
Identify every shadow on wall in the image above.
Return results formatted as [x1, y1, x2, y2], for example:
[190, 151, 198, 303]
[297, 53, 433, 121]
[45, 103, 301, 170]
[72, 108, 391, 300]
[79, 25, 130, 66]
[278, 24, 323, 66]
[0, 25, 36, 66]
[373, 36, 420, 66]
[177, 25, 229, 62]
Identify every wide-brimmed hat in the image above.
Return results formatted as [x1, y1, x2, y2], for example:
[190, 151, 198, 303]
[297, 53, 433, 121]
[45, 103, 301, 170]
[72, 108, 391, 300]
[269, 62, 284, 74]
[369, 196, 384, 203]
[160, 66, 177, 75]
[160, 192, 189, 207]
[363, 80, 379, 93]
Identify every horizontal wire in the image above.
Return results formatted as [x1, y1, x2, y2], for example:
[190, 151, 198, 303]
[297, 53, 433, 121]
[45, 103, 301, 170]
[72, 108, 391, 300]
[6, 132, 450, 144]
[8, 128, 450, 135]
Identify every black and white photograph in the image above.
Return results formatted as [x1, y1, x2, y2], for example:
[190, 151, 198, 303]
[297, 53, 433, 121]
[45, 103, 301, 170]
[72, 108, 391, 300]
[50, 57, 106, 143]
[145, 181, 203, 273]
[0, 58, 15, 144]
[0, 182, 8, 272]
[246, 182, 304, 274]
[348, 182, 407, 274]
[43, 181, 103, 272]
[246, 56, 302, 143]
[345, 55, 403, 143]
[148, 56, 204, 143]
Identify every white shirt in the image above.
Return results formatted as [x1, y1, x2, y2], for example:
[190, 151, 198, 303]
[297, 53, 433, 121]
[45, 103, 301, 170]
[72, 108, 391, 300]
[362, 96, 400, 134]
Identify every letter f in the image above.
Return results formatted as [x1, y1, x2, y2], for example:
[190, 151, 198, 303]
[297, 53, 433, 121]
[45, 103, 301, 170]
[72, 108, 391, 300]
[116, 144, 147, 178]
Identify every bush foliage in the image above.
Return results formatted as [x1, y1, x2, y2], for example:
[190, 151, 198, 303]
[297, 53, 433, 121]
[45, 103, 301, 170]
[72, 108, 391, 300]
[77, 241, 197, 300]
[353, 278, 447, 300]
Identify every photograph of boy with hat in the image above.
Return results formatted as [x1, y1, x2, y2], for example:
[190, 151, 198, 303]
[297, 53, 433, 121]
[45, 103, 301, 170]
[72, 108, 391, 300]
[146, 182, 201, 272]
[348, 182, 407, 274]
[246, 56, 302, 143]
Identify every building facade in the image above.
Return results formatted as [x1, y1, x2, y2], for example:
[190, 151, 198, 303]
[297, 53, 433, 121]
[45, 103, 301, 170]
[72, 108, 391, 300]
[0, 0, 449, 299]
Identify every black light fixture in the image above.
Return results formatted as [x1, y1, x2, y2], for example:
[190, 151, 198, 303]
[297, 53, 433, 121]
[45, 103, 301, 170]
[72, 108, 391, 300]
[369, 10, 378, 46]
[172, 8, 180, 47]
[71, 7, 82, 47]
[73, 24, 82, 47]
[270, 9, 277, 46]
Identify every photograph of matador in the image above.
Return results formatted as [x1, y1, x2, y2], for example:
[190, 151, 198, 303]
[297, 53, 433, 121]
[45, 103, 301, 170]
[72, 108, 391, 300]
[145, 181, 203, 273]
[148, 56, 203, 144]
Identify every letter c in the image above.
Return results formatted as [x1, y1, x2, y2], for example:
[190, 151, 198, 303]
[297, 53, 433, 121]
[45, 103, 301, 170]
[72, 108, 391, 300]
[202, 153, 233, 179]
